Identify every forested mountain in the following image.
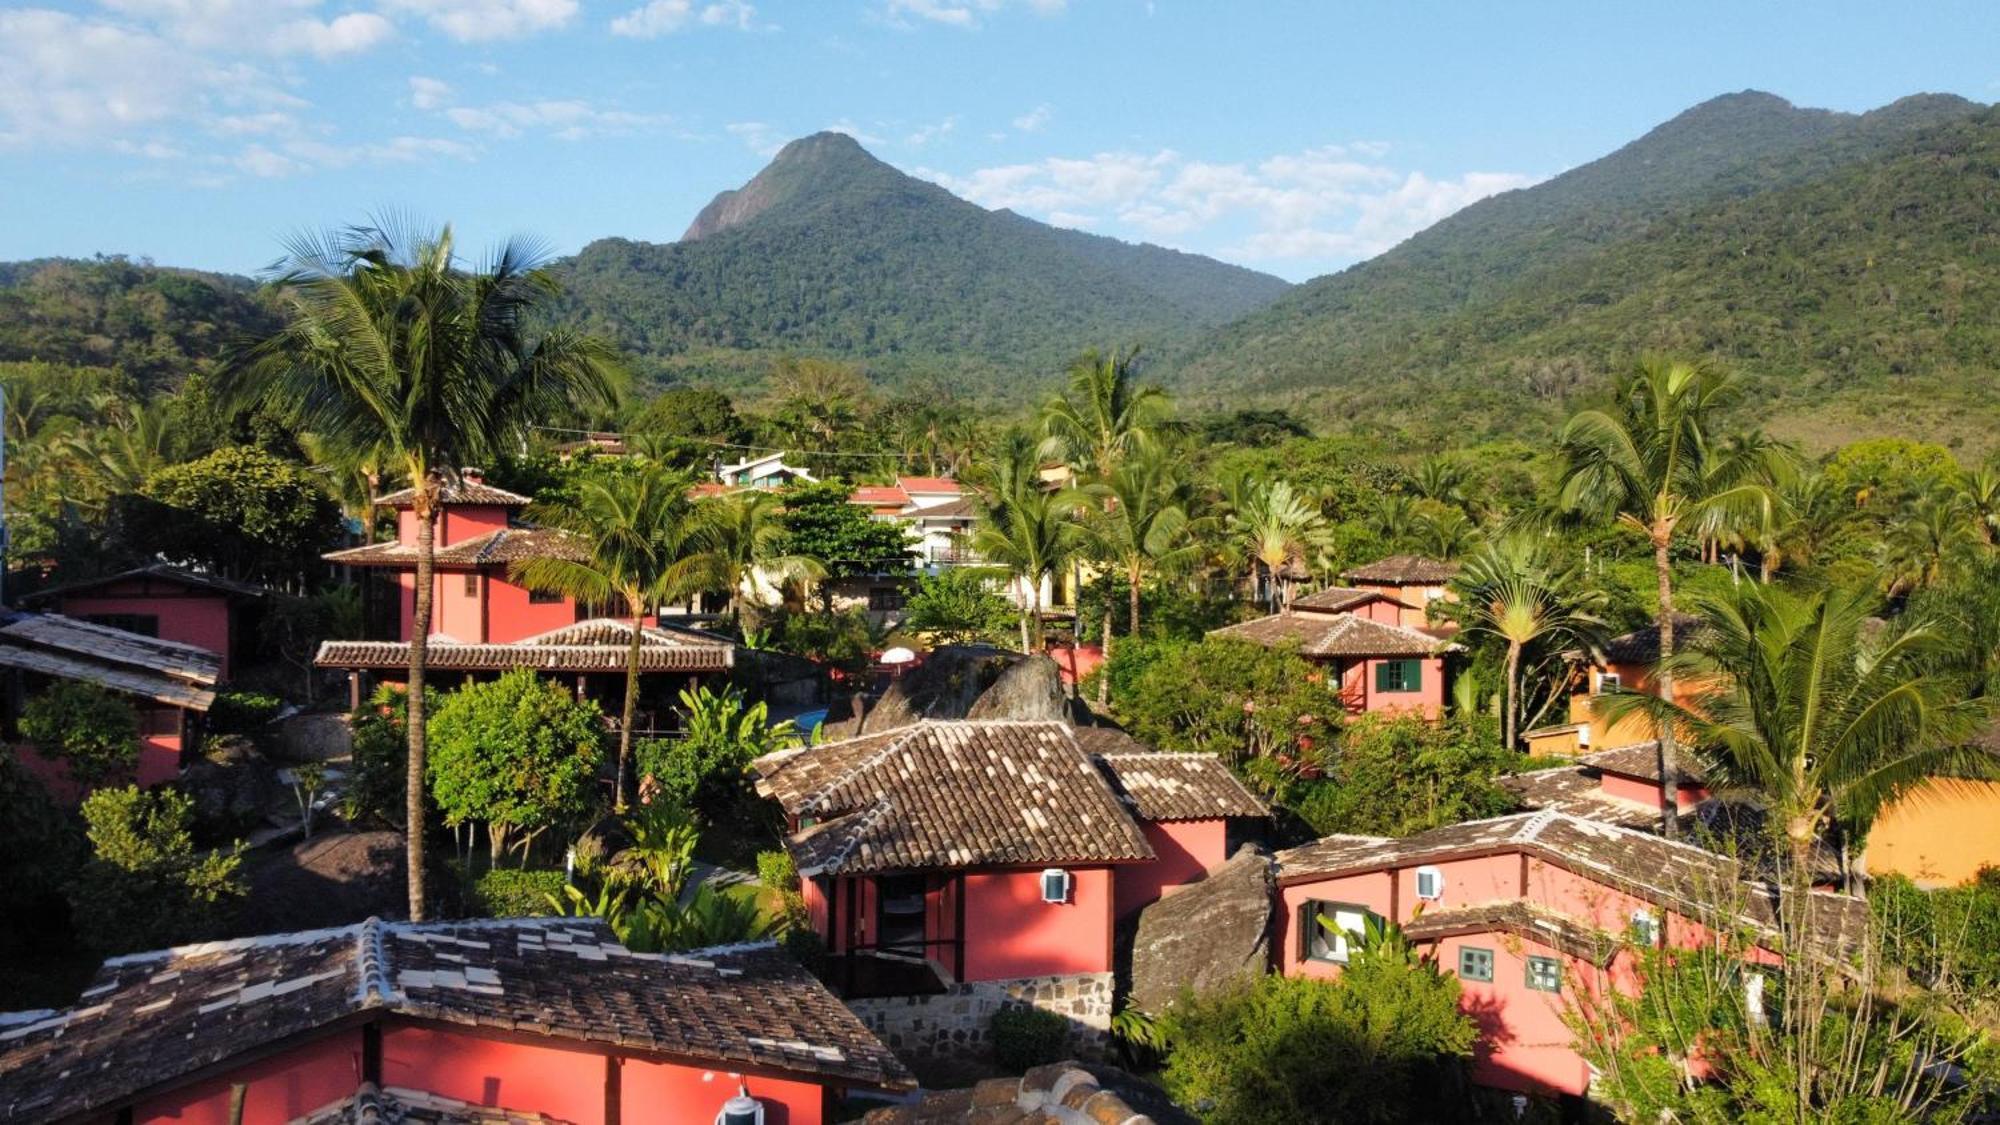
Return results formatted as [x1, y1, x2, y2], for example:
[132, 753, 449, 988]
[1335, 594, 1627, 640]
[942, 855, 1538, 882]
[0, 258, 274, 391]
[552, 132, 1292, 395]
[1167, 91, 2000, 450]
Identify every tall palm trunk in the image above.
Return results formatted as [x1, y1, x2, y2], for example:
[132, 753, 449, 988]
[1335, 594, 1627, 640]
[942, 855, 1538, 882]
[1097, 583, 1113, 709]
[1652, 522, 1681, 839]
[617, 597, 644, 812]
[406, 494, 437, 921]
[1127, 560, 1143, 639]
[1504, 640, 1522, 751]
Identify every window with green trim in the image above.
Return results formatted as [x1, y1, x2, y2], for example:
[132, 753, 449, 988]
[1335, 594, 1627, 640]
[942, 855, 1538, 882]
[1302, 901, 1375, 964]
[1374, 659, 1422, 693]
[1526, 955, 1562, 992]
[1457, 946, 1494, 982]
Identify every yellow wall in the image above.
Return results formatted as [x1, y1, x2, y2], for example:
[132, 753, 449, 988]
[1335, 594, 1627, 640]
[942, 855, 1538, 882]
[1865, 779, 2000, 887]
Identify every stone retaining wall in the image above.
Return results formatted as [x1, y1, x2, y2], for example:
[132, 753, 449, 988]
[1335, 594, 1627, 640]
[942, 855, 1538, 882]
[847, 972, 1114, 1061]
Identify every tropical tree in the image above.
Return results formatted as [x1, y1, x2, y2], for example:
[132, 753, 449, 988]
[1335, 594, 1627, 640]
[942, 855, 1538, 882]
[689, 489, 824, 625]
[1226, 478, 1327, 611]
[1449, 536, 1606, 751]
[1881, 490, 1981, 595]
[1601, 581, 1992, 894]
[513, 463, 707, 810]
[1081, 447, 1199, 704]
[220, 221, 621, 918]
[1556, 356, 1774, 836]
[966, 435, 1085, 652]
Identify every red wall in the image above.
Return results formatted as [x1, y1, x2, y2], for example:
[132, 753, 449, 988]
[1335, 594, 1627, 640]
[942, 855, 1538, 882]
[1599, 770, 1711, 813]
[134, 1030, 359, 1124]
[484, 574, 581, 643]
[384, 1026, 606, 1123]
[395, 570, 577, 644]
[1429, 932, 1605, 1096]
[1116, 819, 1228, 919]
[15, 711, 184, 802]
[1335, 657, 1447, 720]
[59, 587, 234, 678]
[623, 1056, 826, 1125]
[961, 866, 1115, 980]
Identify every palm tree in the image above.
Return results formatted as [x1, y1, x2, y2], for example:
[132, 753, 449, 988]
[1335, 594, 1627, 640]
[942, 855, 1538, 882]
[1881, 490, 1981, 595]
[1227, 478, 1326, 612]
[1409, 454, 1468, 510]
[1449, 536, 1605, 751]
[1556, 356, 1773, 836]
[1082, 447, 1200, 703]
[67, 400, 170, 502]
[966, 435, 1085, 652]
[514, 464, 706, 811]
[1961, 464, 2000, 545]
[220, 221, 621, 917]
[1601, 582, 1991, 895]
[688, 489, 824, 626]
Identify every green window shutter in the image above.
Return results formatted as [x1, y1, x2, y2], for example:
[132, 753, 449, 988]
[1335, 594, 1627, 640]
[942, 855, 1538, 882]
[1374, 661, 1392, 693]
[1406, 659, 1422, 691]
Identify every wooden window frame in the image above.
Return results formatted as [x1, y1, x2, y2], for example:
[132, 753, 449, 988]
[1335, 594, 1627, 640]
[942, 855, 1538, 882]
[1458, 946, 1494, 982]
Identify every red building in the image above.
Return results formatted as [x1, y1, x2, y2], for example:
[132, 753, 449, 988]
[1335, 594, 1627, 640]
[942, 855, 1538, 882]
[1209, 586, 1457, 721]
[0, 918, 914, 1125]
[21, 565, 265, 680]
[752, 720, 1266, 997]
[1501, 742, 1714, 830]
[0, 611, 220, 798]
[1274, 809, 1866, 1098]
[1340, 555, 1461, 630]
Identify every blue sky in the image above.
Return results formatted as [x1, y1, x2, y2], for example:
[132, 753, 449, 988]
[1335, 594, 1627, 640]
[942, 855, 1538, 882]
[3, 1, 1995, 282]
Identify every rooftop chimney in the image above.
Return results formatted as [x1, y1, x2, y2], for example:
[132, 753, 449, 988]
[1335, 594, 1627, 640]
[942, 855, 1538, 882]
[461, 467, 485, 484]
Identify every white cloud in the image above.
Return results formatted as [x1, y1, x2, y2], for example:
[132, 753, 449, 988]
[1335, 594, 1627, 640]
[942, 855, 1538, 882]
[408, 76, 453, 110]
[726, 120, 783, 156]
[823, 119, 886, 146]
[382, 0, 578, 42]
[923, 143, 1540, 272]
[268, 11, 393, 56]
[95, 0, 392, 56]
[881, 0, 1064, 29]
[230, 133, 476, 178]
[905, 115, 957, 146]
[443, 98, 669, 140]
[0, 8, 207, 145]
[1011, 103, 1052, 133]
[610, 0, 758, 37]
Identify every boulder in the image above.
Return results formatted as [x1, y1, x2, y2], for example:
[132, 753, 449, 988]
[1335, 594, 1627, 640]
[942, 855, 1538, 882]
[823, 645, 1066, 737]
[270, 711, 352, 764]
[241, 829, 407, 931]
[181, 735, 287, 835]
[1127, 844, 1274, 1014]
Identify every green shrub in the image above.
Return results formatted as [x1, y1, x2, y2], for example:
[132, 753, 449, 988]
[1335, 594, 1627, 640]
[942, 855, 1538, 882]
[990, 1005, 1071, 1072]
[1158, 925, 1477, 1125]
[70, 785, 245, 954]
[472, 868, 567, 917]
[1872, 869, 2000, 992]
[1120, 636, 1328, 763]
[755, 849, 798, 892]
[21, 680, 139, 787]
[901, 569, 1016, 645]
[428, 669, 605, 865]
[639, 687, 801, 823]
[1283, 715, 1516, 840]
[341, 684, 416, 827]
[207, 690, 283, 736]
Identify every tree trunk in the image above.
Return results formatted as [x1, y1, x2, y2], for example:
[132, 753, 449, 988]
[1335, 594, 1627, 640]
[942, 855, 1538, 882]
[406, 494, 437, 921]
[616, 595, 644, 812]
[1128, 561, 1143, 639]
[1652, 524, 1681, 840]
[1504, 641, 1522, 752]
[1097, 580, 1113, 710]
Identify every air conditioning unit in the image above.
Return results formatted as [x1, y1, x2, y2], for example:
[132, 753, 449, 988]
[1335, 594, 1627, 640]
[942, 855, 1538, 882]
[716, 1088, 765, 1125]
[1414, 865, 1444, 901]
[1040, 868, 1072, 904]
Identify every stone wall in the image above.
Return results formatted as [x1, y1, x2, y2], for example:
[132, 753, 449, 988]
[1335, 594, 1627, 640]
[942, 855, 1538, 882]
[847, 972, 1114, 1061]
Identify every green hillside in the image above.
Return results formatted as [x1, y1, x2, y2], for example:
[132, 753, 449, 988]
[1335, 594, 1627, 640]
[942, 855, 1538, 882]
[0, 257, 274, 390]
[553, 132, 1292, 396]
[1170, 92, 1998, 450]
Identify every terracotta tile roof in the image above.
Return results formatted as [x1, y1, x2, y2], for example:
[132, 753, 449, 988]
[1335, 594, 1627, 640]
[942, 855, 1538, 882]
[372, 480, 533, 508]
[1583, 741, 1707, 784]
[895, 476, 963, 495]
[850, 485, 912, 508]
[0, 612, 220, 710]
[21, 563, 269, 604]
[864, 1061, 1187, 1124]
[1497, 766, 1667, 830]
[1404, 901, 1619, 967]
[1209, 610, 1453, 657]
[1088, 746, 1270, 822]
[1289, 585, 1396, 613]
[906, 496, 978, 520]
[314, 619, 734, 674]
[324, 528, 585, 568]
[1600, 615, 1708, 665]
[1341, 555, 1460, 584]
[1276, 809, 1868, 960]
[0, 919, 914, 1121]
[753, 721, 1156, 877]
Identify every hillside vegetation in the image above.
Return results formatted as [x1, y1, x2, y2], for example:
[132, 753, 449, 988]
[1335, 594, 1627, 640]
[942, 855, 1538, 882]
[0, 258, 275, 391]
[1168, 92, 2000, 451]
[552, 132, 1292, 396]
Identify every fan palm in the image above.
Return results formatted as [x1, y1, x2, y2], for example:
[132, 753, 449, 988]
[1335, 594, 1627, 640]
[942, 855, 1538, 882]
[1599, 582, 1992, 896]
[688, 489, 824, 625]
[1556, 356, 1774, 836]
[1037, 346, 1170, 479]
[1227, 478, 1326, 612]
[966, 435, 1085, 652]
[1450, 536, 1606, 751]
[514, 464, 707, 811]
[219, 220, 622, 917]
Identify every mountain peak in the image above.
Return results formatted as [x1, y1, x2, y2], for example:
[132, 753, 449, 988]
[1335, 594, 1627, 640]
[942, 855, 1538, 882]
[682, 131, 898, 241]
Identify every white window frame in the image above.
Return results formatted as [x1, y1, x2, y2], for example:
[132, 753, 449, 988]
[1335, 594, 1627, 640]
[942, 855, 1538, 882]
[1039, 868, 1072, 905]
[1631, 908, 1660, 946]
[1596, 671, 1622, 695]
[1304, 901, 1373, 964]
[1414, 865, 1445, 902]
[1525, 954, 1563, 993]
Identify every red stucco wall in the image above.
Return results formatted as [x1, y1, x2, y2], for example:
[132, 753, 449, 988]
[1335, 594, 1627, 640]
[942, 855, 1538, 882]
[383, 1026, 607, 1123]
[133, 1030, 359, 1124]
[1335, 656, 1446, 720]
[1598, 770, 1711, 813]
[16, 714, 184, 802]
[622, 1057, 827, 1125]
[59, 586, 234, 678]
[1116, 819, 1229, 919]
[1430, 932, 1601, 1096]
[483, 575, 580, 643]
[961, 866, 1115, 980]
